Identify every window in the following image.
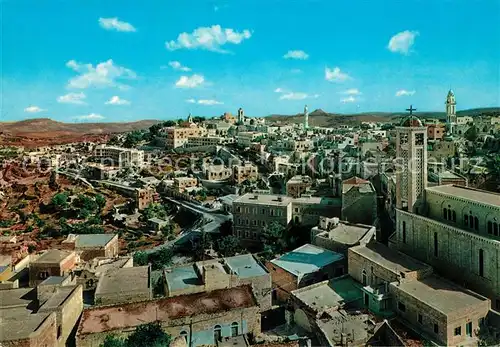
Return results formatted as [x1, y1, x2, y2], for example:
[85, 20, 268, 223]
[180, 331, 188, 342]
[447, 207, 452, 221]
[494, 223, 499, 236]
[454, 326, 461, 336]
[213, 325, 222, 342]
[497, 300, 500, 310]
[488, 221, 493, 234]
[418, 314, 423, 324]
[443, 208, 448, 220]
[479, 249, 484, 277]
[469, 215, 474, 229]
[466, 322, 472, 337]
[475, 217, 479, 231]
[452, 211, 456, 222]
[433, 323, 439, 334]
[464, 214, 468, 226]
[434, 232, 438, 257]
[57, 325, 62, 339]
[402, 221, 407, 244]
[231, 322, 239, 337]
[362, 270, 367, 286]
[397, 302, 406, 312]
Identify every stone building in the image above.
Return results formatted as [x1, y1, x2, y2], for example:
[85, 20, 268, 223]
[232, 162, 258, 184]
[232, 194, 293, 246]
[311, 217, 375, 257]
[173, 177, 198, 192]
[73, 256, 133, 292]
[61, 233, 119, 261]
[94, 265, 151, 306]
[0, 283, 83, 347]
[427, 139, 455, 161]
[291, 196, 340, 227]
[29, 249, 78, 287]
[266, 244, 345, 302]
[161, 125, 208, 149]
[286, 175, 313, 198]
[341, 176, 377, 225]
[94, 144, 144, 168]
[163, 254, 272, 310]
[349, 242, 491, 346]
[76, 286, 261, 347]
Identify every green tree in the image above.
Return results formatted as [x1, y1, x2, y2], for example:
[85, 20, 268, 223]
[101, 335, 125, 347]
[218, 220, 233, 237]
[142, 203, 168, 221]
[51, 192, 69, 209]
[133, 251, 149, 266]
[160, 223, 174, 236]
[95, 194, 106, 211]
[149, 247, 174, 270]
[100, 322, 171, 347]
[215, 235, 241, 257]
[260, 221, 287, 258]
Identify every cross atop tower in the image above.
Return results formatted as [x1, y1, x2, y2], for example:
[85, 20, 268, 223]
[406, 105, 417, 115]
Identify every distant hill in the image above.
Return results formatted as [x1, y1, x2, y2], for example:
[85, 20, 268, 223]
[0, 118, 160, 136]
[266, 107, 500, 127]
[0, 118, 161, 148]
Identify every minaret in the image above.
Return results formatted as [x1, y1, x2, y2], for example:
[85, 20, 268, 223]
[187, 112, 194, 123]
[395, 105, 428, 213]
[237, 108, 244, 124]
[304, 105, 309, 129]
[445, 90, 457, 135]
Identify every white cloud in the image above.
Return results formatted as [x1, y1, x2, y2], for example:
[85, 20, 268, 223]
[325, 67, 351, 82]
[24, 106, 45, 113]
[57, 92, 86, 105]
[395, 89, 416, 97]
[166, 25, 252, 53]
[274, 88, 285, 93]
[341, 96, 357, 103]
[75, 113, 104, 120]
[279, 92, 319, 101]
[340, 88, 361, 96]
[105, 96, 131, 105]
[168, 61, 191, 72]
[388, 30, 419, 54]
[185, 98, 223, 105]
[98, 17, 136, 32]
[198, 99, 223, 105]
[283, 50, 309, 60]
[175, 74, 205, 88]
[290, 69, 302, 74]
[66, 59, 136, 89]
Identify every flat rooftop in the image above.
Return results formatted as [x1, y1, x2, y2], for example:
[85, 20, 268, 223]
[74, 234, 115, 248]
[350, 243, 431, 275]
[0, 312, 53, 341]
[34, 249, 74, 264]
[165, 264, 201, 292]
[271, 244, 344, 277]
[78, 285, 256, 335]
[0, 288, 35, 310]
[390, 275, 489, 314]
[39, 286, 79, 311]
[342, 177, 374, 194]
[316, 222, 373, 245]
[426, 185, 500, 207]
[234, 193, 293, 206]
[224, 254, 268, 279]
[95, 265, 149, 296]
[292, 276, 363, 311]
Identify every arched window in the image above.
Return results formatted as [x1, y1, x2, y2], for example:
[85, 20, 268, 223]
[402, 221, 407, 244]
[452, 211, 456, 222]
[488, 221, 493, 234]
[464, 214, 469, 226]
[494, 223, 498, 236]
[214, 325, 222, 342]
[180, 331, 188, 342]
[362, 269, 367, 286]
[469, 215, 474, 229]
[447, 206, 452, 221]
[474, 217, 479, 231]
[231, 322, 239, 337]
[443, 208, 447, 220]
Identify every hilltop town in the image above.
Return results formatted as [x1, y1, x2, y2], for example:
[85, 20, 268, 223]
[0, 91, 499, 347]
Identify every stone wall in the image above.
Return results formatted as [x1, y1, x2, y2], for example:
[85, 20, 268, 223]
[3, 313, 58, 347]
[389, 282, 490, 346]
[265, 261, 298, 302]
[76, 306, 260, 347]
[394, 209, 500, 310]
[342, 190, 377, 226]
[59, 285, 84, 346]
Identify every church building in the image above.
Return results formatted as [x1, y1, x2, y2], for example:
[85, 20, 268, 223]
[389, 105, 500, 311]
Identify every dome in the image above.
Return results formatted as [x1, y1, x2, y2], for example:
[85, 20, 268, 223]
[400, 116, 423, 127]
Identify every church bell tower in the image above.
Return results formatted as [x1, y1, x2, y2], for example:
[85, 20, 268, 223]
[446, 90, 457, 135]
[395, 105, 428, 213]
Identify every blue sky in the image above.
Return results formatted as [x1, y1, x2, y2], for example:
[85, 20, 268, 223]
[1, 0, 499, 122]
